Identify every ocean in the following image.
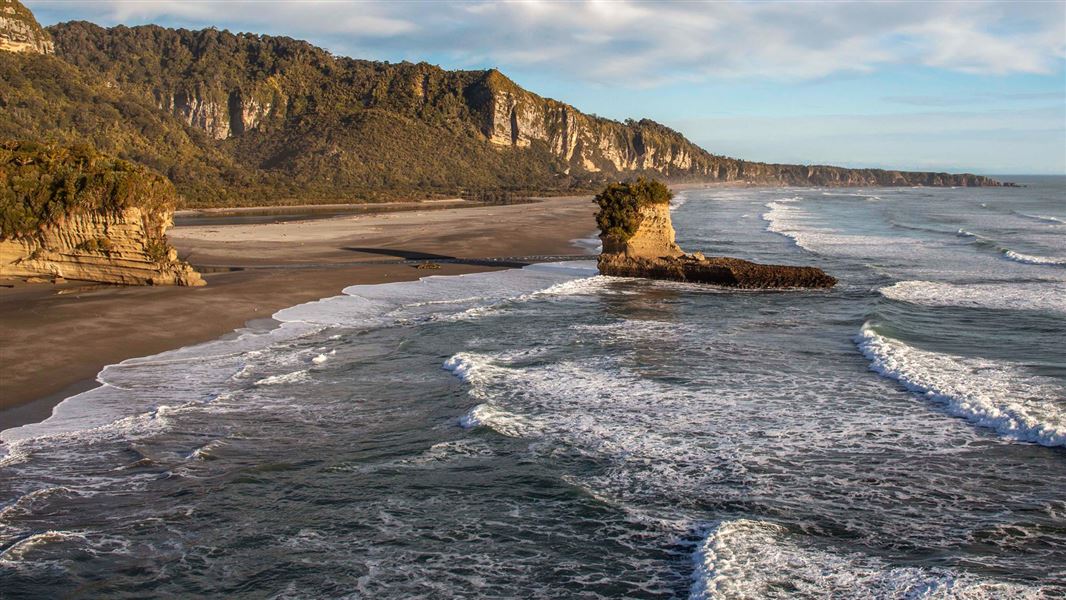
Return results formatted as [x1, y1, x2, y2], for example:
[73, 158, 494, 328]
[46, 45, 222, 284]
[2, 179, 1064, 598]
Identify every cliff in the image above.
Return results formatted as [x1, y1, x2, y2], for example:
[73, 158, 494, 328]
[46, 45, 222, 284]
[0, 142, 205, 285]
[0, 0, 52, 54]
[0, 18, 993, 210]
[596, 179, 836, 289]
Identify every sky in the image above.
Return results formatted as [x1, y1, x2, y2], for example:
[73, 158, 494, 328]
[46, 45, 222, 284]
[28, 0, 1066, 175]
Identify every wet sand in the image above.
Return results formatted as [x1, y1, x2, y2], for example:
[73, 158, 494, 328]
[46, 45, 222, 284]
[0, 196, 597, 430]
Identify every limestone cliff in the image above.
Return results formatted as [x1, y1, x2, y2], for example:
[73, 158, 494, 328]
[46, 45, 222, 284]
[41, 21, 1001, 196]
[0, 142, 205, 286]
[596, 179, 836, 289]
[463, 70, 999, 188]
[0, 0, 52, 54]
[0, 207, 205, 285]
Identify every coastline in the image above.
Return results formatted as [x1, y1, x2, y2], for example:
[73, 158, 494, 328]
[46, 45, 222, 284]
[0, 196, 597, 431]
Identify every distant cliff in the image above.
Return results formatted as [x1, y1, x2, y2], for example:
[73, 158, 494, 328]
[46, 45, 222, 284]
[0, 0, 52, 54]
[0, 7, 1000, 209]
[0, 142, 205, 285]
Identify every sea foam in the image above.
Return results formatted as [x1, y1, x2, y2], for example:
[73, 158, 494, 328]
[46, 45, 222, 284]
[880, 280, 1066, 314]
[690, 519, 1042, 599]
[856, 323, 1066, 447]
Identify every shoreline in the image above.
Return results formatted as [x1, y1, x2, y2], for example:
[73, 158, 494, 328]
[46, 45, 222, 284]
[0, 196, 598, 431]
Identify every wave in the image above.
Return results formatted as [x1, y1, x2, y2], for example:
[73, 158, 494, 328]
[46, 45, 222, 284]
[880, 280, 1066, 314]
[1003, 250, 1066, 266]
[1, 261, 597, 459]
[855, 323, 1065, 447]
[1012, 211, 1065, 225]
[671, 193, 689, 211]
[690, 519, 1043, 599]
[458, 403, 541, 438]
[254, 369, 310, 386]
[957, 229, 1066, 267]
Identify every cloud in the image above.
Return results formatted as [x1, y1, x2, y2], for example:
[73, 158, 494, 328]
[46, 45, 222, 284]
[28, 0, 1066, 85]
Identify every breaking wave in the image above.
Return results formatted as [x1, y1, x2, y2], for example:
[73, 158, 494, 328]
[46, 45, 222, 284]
[956, 229, 1066, 266]
[690, 519, 1042, 599]
[855, 323, 1066, 447]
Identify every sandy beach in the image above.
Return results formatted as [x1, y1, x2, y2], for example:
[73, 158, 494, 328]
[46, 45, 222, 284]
[0, 196, 597, 430]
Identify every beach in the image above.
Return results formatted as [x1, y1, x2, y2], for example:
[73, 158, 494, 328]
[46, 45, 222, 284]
[3, 183, 1063, 596]
[0, 196, 597, 429]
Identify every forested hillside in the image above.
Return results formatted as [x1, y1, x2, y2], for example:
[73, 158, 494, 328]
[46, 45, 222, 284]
[0, 2, 1000, 208]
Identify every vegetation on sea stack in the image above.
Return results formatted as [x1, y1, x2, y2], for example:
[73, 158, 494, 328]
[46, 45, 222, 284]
[594, 178, 673, 241]
[0, 140, 177, 238]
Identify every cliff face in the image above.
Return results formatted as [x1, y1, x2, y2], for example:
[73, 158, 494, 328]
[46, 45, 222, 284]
[600, 201, 683, 259]
[36, 20, 1001, 198]
[462, 70, 999, 187]
[596, 180, 836, 289]
[0, 207, 204, 285]
[0, 0, 53, 54]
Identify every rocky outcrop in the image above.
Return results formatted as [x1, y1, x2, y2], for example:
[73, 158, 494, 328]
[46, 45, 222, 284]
[0, 141, 205, 286]
[0, 207, 205, 285]
[0, 0, 53, 54]
[597, 183, 836, 289]
[153, 85, 280, 140]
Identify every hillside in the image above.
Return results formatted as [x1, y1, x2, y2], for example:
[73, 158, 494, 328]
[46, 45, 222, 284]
[0, 3, 1000, 208]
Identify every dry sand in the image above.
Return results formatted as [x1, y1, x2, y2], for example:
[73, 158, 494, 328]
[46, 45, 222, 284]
[0, 197, 597, 430]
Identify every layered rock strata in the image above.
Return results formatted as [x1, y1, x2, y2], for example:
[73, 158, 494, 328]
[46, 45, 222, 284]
[0, 207, 205, 285]
[597, 199, 836, 289]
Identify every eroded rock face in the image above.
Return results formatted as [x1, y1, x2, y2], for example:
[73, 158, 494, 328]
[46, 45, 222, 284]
[597, 201, 836, 289]
[469, 70, 999, 187]
[155, 87, 277, 141]
[0, 0, 53, 54]
[0, 207, 205, 286]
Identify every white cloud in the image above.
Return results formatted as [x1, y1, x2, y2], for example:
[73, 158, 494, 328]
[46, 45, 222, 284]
[28, 0, 1066, 83]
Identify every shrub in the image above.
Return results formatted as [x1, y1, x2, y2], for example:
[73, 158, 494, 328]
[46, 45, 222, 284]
[593, 177, 672, 241]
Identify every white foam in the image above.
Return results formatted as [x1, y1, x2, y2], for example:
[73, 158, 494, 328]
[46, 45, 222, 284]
[856, 323, 1066, 447]
[254, 369, 310, 386]
[690, 519, 1042, 599]
[311, 350, 335, 365]
[0, 530, 88, 562]
[880, 280, 1066, 314]
[1003, 249, 1066, 266]
[457, 403, 540, 437]
[1, 261, 597, 456]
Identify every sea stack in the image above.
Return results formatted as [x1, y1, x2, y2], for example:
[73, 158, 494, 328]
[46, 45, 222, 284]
[595, 179, 836, 288]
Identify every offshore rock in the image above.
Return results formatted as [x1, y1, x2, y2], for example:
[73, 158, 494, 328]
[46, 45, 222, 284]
[597, 194, 836, 289]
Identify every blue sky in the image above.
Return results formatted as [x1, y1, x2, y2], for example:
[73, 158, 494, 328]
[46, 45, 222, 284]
[29, 0, 1066, 174]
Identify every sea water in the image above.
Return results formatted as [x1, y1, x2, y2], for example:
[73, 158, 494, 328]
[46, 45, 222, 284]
[1, 179, 1064, 598]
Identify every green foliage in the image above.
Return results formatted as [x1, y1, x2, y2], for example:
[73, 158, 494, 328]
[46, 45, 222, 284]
[593, 177, 672, 241]
[144, 237, 170, 263]
[74, 236, 113, 254]
[0, 140, 177, 238]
